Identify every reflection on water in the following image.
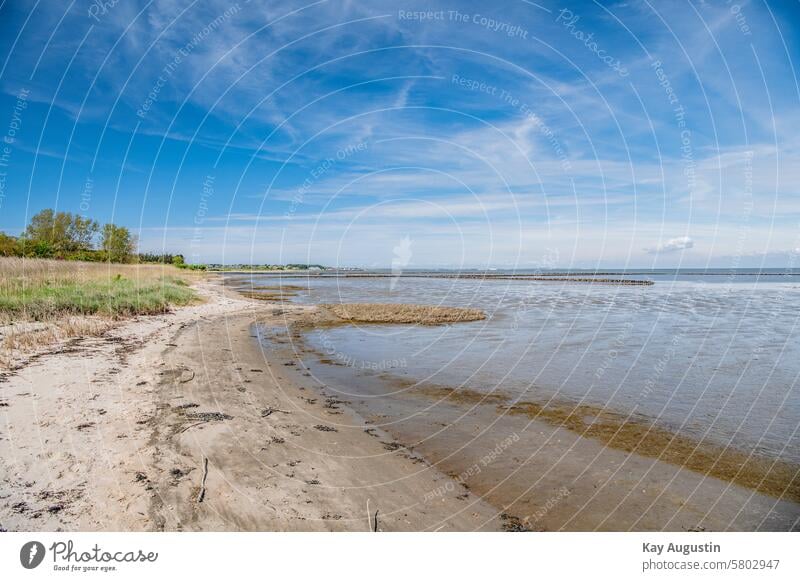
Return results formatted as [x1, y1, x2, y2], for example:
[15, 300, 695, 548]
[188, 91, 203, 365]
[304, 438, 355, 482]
[240, 272, 800, 463]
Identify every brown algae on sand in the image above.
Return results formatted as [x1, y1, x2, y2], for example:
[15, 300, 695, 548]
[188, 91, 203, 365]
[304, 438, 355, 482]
[319, 303, 486, 325]
[416, 385, 800, 503]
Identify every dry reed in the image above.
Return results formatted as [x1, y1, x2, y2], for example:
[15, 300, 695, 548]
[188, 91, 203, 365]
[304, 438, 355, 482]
[0, 257, 201, 367]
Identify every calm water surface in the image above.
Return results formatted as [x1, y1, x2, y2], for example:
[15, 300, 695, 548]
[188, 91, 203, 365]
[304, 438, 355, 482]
[239, 270, 800, 463]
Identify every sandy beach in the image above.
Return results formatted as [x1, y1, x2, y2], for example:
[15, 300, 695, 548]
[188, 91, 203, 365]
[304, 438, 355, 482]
[0, 280, 504, 531]
[2, 278, 798, 532]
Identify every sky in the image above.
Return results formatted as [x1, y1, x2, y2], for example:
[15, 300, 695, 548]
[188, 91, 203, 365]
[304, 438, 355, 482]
[0, 0, 799, 268]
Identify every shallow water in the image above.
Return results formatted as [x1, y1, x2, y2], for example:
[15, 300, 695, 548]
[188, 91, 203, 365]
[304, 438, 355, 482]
[239, 270, 800, 463]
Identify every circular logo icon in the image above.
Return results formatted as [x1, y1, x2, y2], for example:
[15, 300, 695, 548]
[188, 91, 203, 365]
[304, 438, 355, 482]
[20, 541, 46, 569]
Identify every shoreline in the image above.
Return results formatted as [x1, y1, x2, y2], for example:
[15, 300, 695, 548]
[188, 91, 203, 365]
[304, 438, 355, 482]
[2, 278, 798, 531]
[0, 279, 504, 531]
[279, 310, 800, 531]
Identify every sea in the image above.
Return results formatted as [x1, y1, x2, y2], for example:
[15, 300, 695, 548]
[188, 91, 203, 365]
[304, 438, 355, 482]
[238, 269, 800, 464]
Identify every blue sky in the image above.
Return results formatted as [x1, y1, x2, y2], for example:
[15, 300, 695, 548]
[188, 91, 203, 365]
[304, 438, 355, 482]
[0, 0, 799, 267]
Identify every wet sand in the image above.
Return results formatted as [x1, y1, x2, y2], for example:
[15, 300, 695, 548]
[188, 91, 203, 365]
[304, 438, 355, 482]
[279, 316, 800, 531]
[0, 281, 503, 531]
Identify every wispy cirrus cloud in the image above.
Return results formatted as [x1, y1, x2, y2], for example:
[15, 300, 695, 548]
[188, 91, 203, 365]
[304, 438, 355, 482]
[1, 0, 798, 265]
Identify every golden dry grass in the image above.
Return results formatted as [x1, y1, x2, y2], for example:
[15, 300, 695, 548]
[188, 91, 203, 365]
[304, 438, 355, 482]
[1, 257, 196, 293]
[0, 257, 202, 367]
[321, 303, 486, 325]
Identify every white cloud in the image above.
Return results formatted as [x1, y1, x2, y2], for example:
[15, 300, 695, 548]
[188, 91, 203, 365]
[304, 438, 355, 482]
[645, 236, 694, 254]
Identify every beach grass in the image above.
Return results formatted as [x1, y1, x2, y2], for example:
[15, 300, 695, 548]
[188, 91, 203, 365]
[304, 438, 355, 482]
[0, 257, 198, 322]
[0, 257, 201, 365]
[0, 275, 197, 320]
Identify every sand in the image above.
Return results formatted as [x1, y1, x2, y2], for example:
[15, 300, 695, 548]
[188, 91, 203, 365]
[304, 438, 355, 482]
[0, 280, 502, 531]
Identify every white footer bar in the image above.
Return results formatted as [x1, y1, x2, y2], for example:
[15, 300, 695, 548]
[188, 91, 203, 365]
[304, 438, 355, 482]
[1, 532, 796, 580]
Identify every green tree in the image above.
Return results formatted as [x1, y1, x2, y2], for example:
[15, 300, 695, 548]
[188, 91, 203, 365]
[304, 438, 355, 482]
[24, 209, 64, 248]
[138, 253, 179, 264]
[23, 209, 99, 253]
[67, 215, 99, 251]
[101, 224, 136, 263]
[0, 232, 21, 256]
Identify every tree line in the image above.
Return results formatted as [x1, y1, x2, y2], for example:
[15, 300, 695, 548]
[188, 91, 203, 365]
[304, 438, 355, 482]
[0, 209, 137, 263]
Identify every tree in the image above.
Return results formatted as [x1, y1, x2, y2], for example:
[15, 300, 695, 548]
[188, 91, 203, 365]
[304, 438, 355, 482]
[138, 253, 179, 264]
[23, 209, 98, 253]
[67, 215, 99, 251]
[101, 224, 136, 263]
[0, 232, 21, 256]
[24, 209, 65, 248]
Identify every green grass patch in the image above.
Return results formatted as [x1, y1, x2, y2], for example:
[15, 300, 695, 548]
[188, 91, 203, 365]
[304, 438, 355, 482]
[0, 275, 197, 321]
